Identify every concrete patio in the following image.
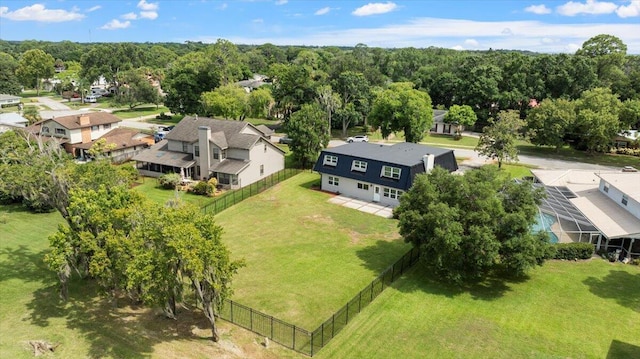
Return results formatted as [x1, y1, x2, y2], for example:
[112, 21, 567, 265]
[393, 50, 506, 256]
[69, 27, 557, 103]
[328, 195, 394, 218]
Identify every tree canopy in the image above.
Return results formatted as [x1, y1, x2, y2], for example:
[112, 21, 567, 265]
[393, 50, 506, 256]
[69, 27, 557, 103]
[394, 166, 550, 284]
[476, 110, 525, 168]
[286, 103, 330, 169]
[16, 49, 54, 95]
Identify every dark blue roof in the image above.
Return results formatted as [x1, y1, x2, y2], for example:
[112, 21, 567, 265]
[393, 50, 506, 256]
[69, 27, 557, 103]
[313, 142, 458, 191]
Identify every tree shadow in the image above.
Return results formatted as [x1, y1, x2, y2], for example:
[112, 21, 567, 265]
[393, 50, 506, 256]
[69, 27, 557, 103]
[1, 234, 211, 358]
[356, 241, 529, 301]
[583, 270, 640, 313]
[607, 339, 640, 359]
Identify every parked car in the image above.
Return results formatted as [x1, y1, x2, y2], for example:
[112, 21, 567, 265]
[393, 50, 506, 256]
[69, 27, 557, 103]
[84, 95, 97, 103]
[278, 136, 293, 144]
[347, 135, 369, 143]
[160, 125, 175, 132]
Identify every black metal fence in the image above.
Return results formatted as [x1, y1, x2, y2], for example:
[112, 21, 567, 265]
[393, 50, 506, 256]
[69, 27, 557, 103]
[201, 168, 302, 215]
[217, 247, 420, 356]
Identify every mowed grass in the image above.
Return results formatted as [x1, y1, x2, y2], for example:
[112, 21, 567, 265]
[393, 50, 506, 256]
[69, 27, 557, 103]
[215, 172, 410, 329]
[0, 204, 305, 359]
[317, 260, 640, 359]
[132, 177, 216, 207]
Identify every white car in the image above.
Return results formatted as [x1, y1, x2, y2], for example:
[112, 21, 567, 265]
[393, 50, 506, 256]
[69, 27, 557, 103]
[84, 95, 97, 103]
[347, 135, 369, 143]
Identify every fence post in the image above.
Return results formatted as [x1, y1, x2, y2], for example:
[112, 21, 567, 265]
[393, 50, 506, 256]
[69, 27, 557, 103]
[321, 322, 324, 347]
[358, 291, 362, 313]
[250, 307, 253, 330]
[293, 325, 296, 349]
[346, 303, 349, 323]
[332, 314, 335, 338]
[270, 316, 273, 340]
[230, 300, 234, 322]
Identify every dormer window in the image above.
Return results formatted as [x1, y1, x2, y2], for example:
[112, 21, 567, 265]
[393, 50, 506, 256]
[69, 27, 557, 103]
[603, 182, 609, 193]
[323, 155, 338, 166]
[352, 160, 367, 172]
[381, 165, 401, 179]
[622, 194, 628, 206]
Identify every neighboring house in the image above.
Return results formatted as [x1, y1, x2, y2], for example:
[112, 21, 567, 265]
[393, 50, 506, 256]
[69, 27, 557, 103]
[313, 142, 458, 206]
[0, 113, 29, 133]
[26, 112, 122, 157]
[0, 94, 21, 108]
[255, 124, 274, 141]
[430, 109, 461, 135]
[74, 128, 153, 163]
[612, 130, 639, 148]
[132, 116, 285, 189]
[235, 74, 269, 93]
[532, 169, 640, 259]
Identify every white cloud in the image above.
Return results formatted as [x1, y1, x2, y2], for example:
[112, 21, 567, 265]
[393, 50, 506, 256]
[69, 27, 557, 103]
[0, 4, 84, 22]
[315, 7, 331, 16]
[556, 0, 617, 16]
[525, 4, 552, 14]
[452, 45, 465, 51]
[352, 2, 397, 16]
[86, 5, 101, 13]
[137, 0, 159, 11]
[139, 11, 158, 20]
[541, 37, 556, 44]
[617, 0, 640, 17]
[101, 19, 131, 30]
[464, 39, 479, 47]
[275, 0, 288, 5]
[213, 17, 640, 54]
[122, 12, 138, 20]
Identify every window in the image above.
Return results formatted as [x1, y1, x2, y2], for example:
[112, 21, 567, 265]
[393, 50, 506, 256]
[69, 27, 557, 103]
[213, 149, 219, 160]
[357, 182, 369, 190]
[91, 125, 99, 131]
[323, 155, 338, 166]
[622, 194, 628, 206]
[383, 188, 403, 199]
[328, 176, 339, 186]
[55, 128, 65, 135]
[260, 164, 264, 176]
[194, 145, 199, 157]
[381, 166, 401, 179]
[42, 126, 49, 133]
[603, 182, 609, 193]
[103, 124, 111, 130]
[264, 143, 267, 152]
[182, 142, 188, 152]
[221, 149, 227, 159]
[352, 160, 367, 172]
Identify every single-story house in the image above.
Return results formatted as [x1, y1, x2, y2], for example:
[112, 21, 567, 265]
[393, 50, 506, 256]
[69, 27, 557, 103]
[0, 113, 29, 133]
[612, 130, 639, 149]
[532, 169, 640, 259]
[313, 142, 458, 206]
[430, 109, 463, 135]
[74, 128, 153, 163]
[132, 116, 285, 189]
[0, 94, 21, 108]
[26, 112, 122, 157]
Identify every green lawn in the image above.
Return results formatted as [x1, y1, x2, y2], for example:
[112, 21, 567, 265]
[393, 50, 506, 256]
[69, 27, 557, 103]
[131, 177, 216, 207]
[215, 172, 410, 329]
[317, 260, 640, 359]
[111, 105, 170, 119]
[517, 142, 640, 168]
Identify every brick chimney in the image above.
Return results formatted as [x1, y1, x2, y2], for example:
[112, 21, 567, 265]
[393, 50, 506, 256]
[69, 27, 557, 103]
[79, 114, 90, 126]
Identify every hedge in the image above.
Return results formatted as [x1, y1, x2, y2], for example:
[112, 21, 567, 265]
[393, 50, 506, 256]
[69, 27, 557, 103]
[551, 242, 594, 260]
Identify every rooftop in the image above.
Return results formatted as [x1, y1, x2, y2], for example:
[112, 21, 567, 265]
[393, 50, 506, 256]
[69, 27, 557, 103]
[43, 112, 121, 130]
[597, 172, 640, 203]
[324, 142, 453, 167]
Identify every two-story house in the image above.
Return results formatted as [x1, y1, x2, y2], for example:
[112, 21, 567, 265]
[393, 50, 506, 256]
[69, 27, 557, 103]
[313, 142, 458, 206]
[28, 113, 122, 156]
[132, 116, 285, 189]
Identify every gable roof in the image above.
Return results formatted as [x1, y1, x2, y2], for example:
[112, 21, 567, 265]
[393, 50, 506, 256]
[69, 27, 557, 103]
[0, 113, 28, 126]
[597, 172, 640, 203]
[131, 140, 195, 168]
[314, 142, 458, 191]
[255, 124, 274, 136]
[433, 109, 447, 123]
[74, 128, 151, 150]
[41, 112, 121, 130]
[166, 116, 249, 144]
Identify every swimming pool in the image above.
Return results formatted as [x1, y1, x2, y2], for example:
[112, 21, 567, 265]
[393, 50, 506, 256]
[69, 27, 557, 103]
[532, 212, 559, 244]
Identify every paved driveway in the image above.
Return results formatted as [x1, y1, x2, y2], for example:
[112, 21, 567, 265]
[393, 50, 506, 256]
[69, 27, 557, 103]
[36, 97, 72, 111]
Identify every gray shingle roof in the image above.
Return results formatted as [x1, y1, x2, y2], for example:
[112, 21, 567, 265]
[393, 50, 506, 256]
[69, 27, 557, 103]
[165, 116, 248, 144]
[131, 140, 195, 168]
[228, 133, 259, 150]
[210, 159, 250, 175]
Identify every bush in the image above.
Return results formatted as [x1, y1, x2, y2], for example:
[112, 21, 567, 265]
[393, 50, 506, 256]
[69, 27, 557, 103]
[118, 164, 140, 183]
[155, 112, 171, 120]
[631, 258, 640, 266]
[158, 173, 181, 189]
[552, 242, 594, 260]
[190, 181, 215, 196]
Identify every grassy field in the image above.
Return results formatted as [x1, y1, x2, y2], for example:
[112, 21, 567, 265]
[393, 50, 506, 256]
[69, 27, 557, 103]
[317, 260, 640, 359]
[131, 177, 217, 207]
[215, 172, 409, 329]
[517, 142, 640, 168]
[111, 105, 170, 119]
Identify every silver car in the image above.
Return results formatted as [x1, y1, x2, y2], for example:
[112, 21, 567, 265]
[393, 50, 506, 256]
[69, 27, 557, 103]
[347, 135, 369, 143]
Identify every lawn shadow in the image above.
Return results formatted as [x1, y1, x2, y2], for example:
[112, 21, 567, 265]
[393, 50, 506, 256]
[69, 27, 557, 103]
[356, 241, 527, 301]
[583, 269, 640, 313]
[607, 339, 640, 359]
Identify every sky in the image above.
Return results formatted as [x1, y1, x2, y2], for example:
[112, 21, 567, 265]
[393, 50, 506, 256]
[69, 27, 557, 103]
[1, 0, 639, 54]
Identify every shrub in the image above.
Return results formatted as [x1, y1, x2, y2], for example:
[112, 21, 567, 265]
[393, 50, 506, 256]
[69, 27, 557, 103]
[190, 181, 215, 196]
[552, 242, 594, 260]
[158, 173, 181, 189]
[631, 258, 640, 266]
[155, 112, 171, 120]
[118, 164, 140, 183]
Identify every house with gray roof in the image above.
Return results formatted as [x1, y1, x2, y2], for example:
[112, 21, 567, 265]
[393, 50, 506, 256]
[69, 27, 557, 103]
[313, 142, 458, 206]
[132, 116, 285, 189]
[0, 113, 29, 133]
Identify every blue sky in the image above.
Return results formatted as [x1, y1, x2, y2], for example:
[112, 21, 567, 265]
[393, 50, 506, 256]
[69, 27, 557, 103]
[1, 1, 639, 53]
